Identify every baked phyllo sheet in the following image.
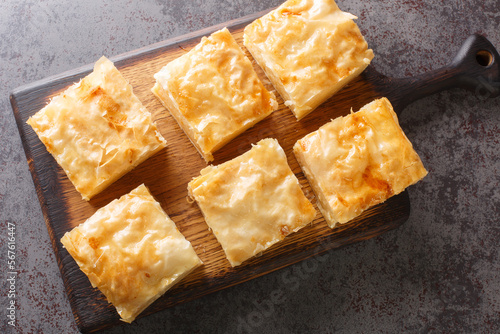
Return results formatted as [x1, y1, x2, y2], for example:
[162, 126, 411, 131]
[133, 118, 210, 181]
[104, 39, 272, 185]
[294, 98, 427, 228]
[152, 28, 277, 163]
[27, 56, 167, 200]
[244, 0, 374, 120]
[188, 138, 316, 267]
[61, 184, 202, 323]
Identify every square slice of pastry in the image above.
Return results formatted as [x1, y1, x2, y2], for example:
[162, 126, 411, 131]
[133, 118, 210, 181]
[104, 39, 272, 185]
[60, 184, 202, 323]
[244, 0, 374, 120]
[152, 27, 278, 163]
[27, 56, 167, 200]
[188, 138, 316, 267]
[294, 98, 428, 228]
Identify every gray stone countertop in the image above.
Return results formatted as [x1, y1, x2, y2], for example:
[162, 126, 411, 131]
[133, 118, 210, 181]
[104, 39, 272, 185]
[1, 0, 499, 333]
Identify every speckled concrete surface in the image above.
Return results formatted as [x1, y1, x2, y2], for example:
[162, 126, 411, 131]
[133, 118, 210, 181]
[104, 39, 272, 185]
[0, 0, 499, 333]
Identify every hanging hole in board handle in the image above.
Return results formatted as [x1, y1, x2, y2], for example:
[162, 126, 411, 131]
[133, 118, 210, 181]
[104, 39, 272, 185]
[476, 50, 494, 67]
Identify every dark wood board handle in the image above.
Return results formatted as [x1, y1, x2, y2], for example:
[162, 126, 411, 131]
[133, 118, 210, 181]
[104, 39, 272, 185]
[365, 34, 500, 113]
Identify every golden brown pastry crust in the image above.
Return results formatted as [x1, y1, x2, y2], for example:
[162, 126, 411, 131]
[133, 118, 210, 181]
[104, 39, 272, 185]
[188, 138, 316, 267]
[60, 184, 202, 323]
[152, 28, 278, 162]
[244, 0, 374, 120]
[294, 98, 428, 227]
[27, 56, 167, 200]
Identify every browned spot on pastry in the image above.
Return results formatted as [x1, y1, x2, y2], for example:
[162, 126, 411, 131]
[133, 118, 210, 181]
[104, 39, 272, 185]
[281, 9, 301, 16]
[359, 166, 393, 209]
[44, 138, 54, 153]
[126, 148, 136, 164]
[88, 237, 99, 250]
[336, 195, 348, 207]
[362, 166, 392, 196]
[83, 85, 126, 126]
[298, 138, 310, 151]
[98, 95, 122, 119]
[281, 74, 297, 85]
[331, 65, 350, 79]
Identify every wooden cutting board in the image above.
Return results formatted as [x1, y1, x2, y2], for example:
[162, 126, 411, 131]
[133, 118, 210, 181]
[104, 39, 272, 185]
[10, 7, 500, 333]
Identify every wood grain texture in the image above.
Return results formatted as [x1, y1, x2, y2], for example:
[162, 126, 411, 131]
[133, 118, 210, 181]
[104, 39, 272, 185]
[12, 8, 500, 334]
